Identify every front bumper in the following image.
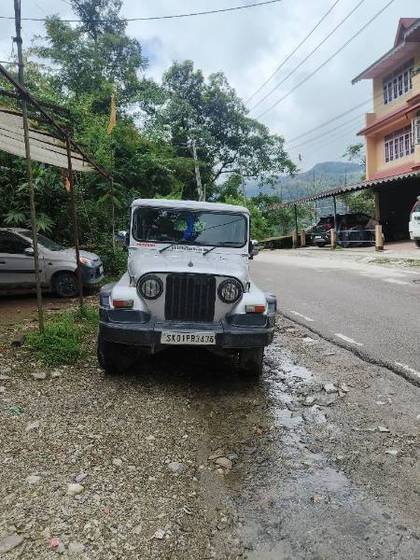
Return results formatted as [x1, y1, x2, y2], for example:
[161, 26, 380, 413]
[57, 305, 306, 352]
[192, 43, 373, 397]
[99, 308, 276, 351]
[82, 263, 104, 286]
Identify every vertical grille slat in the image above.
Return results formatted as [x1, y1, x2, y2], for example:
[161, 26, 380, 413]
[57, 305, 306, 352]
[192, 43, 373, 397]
[165, 273, 215, 322]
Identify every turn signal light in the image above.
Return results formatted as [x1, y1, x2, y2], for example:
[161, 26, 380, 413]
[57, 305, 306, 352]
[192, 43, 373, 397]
[112, 299, 134, 309]
[245, 304, 266, 314]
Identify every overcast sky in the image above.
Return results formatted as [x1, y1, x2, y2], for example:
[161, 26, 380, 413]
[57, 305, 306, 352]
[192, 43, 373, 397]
[0, 0, 418, 171]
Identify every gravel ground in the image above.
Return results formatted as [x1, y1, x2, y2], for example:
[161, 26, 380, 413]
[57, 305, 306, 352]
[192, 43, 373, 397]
[0, 310, 419, 559]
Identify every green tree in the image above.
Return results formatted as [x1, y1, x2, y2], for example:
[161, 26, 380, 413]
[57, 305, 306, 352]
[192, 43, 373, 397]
[148, 61, 296, 199]
[32, 0, 146, 108]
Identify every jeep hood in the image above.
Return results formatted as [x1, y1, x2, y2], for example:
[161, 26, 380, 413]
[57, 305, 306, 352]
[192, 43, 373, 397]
[128, 249, 249, 285]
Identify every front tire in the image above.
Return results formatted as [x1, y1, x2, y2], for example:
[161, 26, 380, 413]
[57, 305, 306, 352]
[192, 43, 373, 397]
[97, 335, 137, 375]
[53, 271, 79, 298]
[239, 348, 264, 377]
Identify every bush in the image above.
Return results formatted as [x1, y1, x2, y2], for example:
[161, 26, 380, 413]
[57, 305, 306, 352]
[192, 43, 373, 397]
[26, 306, 98, 366]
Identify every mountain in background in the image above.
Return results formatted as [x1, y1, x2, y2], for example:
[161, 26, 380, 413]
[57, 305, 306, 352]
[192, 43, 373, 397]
[245, 161, 363, 202]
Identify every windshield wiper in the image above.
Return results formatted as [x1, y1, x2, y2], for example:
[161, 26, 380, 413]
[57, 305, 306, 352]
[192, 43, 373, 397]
[203, 246, 217, 256]
[159, 241, 191, 253]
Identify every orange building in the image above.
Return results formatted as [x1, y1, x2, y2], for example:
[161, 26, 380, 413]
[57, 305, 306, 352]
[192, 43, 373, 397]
[353, 18, 420, 239]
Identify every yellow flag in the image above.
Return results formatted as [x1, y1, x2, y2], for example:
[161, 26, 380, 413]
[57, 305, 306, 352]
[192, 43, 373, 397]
[107, 93, 117, 135]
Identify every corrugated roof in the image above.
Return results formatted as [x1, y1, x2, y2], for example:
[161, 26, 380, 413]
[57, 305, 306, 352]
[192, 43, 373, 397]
[0, 107, 93, 172]
[282, 169, 420, 206]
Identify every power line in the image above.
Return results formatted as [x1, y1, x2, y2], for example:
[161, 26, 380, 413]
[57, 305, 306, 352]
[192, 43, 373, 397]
[288, 98, 371, 143]
[288, 112, 365, 150]
[286, 82, 390, 146]
[0, 0, 284, 23]
[256, 0, 396, 119]
[249, 0, 367, 112]
[289, 122, 364, 160]
[245, 0, 343, 105]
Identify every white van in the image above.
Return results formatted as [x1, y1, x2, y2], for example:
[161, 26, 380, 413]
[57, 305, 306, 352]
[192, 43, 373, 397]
[409, 197, 420, 248]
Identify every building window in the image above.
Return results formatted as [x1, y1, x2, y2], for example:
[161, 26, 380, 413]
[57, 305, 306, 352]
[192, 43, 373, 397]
[384, 126, 414, 162]
[383, 60, 414, 105]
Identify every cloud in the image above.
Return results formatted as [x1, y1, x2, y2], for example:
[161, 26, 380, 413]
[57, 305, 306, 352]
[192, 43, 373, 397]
[0, 0, 417, 170]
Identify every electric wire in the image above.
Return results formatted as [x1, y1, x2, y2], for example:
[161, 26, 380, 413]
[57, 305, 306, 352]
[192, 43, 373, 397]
[288, 112, 365, 150]
[255, 0, 396, 119]
[0, 0, 284, 23]
[249, 0, 368, 112]
[245, 0, 343, 104]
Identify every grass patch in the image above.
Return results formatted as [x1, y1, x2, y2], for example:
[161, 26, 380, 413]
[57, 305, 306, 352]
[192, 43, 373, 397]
[26, 305, 99, 366]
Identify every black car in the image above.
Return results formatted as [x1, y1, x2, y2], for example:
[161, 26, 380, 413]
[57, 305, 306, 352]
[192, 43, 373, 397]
[309, 213, 377, 248]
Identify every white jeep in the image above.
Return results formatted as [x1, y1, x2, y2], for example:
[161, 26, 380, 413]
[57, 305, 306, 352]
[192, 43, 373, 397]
[97, 199, 277, 376]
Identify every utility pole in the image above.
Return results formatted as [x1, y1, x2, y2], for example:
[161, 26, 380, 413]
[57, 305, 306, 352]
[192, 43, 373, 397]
[65, 136, 84, 309]
[14, 0, 44, 331]
[191, 139, 205, 201]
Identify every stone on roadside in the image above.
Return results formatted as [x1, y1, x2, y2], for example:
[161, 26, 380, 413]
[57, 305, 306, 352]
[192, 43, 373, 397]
[26, 420, 40, 432]
[208, 449, 224, 461]
[0, 385, 5, 394]
[112, 458, 123, 468]
[0, 374, 10, 381]
[340, 383, 350, 393]
[74, 473, 88, 483]
[31, 371, 47, 381]
[152, 528, 165, 540]
[68, 541, 85, 555]
[214, 457, 233, 471]
[167, 462, 185, 475]
[67, 483, 84, 496]
[0, 366, 12, 376]
[323, 383, 338, 394]
[0, 533, 24, 553]
[385, 448, 399, 456]
[377, 426, 390, 433]
[26, 474, 41, 485]
[303, 395, 316, 406]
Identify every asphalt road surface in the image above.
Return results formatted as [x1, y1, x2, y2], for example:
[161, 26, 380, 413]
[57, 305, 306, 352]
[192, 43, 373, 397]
[252, 250, 420, 381]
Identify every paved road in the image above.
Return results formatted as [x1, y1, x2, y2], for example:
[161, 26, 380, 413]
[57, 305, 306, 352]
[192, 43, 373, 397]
[252, 250, 420, 379]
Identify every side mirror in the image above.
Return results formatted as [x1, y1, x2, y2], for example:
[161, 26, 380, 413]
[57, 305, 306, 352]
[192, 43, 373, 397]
[249, 240, 260, 259]
[24, 247, 34, 256]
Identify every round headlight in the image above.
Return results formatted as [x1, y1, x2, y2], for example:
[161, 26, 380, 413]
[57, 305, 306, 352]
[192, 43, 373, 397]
[218, 278, 243, 304]
[137, 274, 163, 300]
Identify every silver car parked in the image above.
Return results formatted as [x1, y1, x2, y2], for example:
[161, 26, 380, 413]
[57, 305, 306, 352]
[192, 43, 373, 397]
[0, 228, 104, 297]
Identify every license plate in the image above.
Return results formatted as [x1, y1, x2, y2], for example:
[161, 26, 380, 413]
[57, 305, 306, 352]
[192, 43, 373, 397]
[161, 331, 216, 345]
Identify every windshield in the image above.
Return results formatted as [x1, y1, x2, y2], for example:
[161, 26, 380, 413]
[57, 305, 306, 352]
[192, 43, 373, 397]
[21, 230, 64, 251]
[132, 207, 247, 248]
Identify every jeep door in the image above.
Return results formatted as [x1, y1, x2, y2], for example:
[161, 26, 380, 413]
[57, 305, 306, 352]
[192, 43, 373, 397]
[0, 231, 44, 287]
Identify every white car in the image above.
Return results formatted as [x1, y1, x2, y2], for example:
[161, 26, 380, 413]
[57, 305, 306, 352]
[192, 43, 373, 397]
[98, 199, 277, 377]
[409, 197, 420, 248]
[0, 228, 104, 297]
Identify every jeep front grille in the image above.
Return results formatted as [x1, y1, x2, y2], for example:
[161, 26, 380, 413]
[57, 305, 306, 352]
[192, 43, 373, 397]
[165, 273, 216, 322]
